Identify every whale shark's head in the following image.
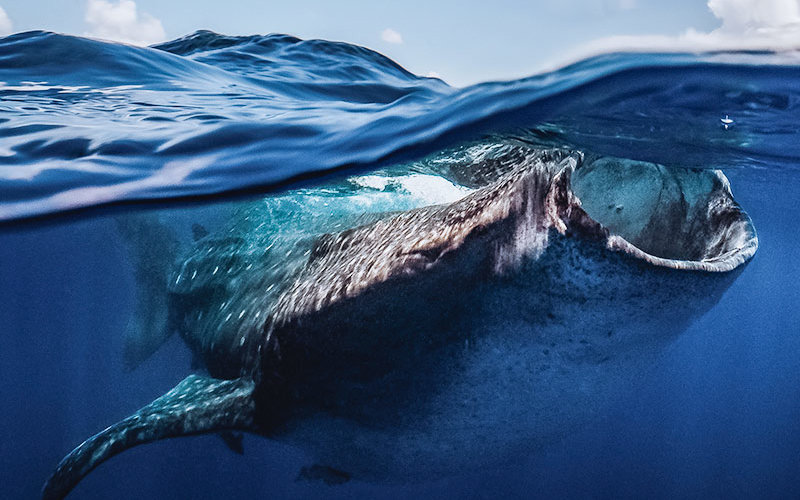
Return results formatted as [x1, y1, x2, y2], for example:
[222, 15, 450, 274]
[566, 155, 757, 271]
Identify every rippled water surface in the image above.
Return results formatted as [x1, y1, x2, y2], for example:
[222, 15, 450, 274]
[1, 30, 799, 499]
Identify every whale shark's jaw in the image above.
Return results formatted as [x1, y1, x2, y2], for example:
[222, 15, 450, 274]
[570, 155, 757, 270]
[43, 145, 757, 499]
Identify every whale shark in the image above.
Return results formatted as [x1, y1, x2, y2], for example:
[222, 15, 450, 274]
[42, 144, 758, 499]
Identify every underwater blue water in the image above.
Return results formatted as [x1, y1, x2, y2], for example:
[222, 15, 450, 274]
[1, 30, 799, 499]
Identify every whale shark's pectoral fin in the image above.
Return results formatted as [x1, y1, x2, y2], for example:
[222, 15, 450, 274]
[115, 214, 180, 370]
[218, 430, 245, 454]
[42, 375, 257, 500]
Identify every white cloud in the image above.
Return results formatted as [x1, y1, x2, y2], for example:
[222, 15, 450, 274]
[84, 0, 166, 46]
[709, 0, 800, 32]
[557, 0, 800, 67]
[0, 6, 13, 36]
[381, 28, 403, 44]
[603, 0, 637, 11]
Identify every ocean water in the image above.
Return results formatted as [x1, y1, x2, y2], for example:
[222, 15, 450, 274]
[0, 30, 799, 499]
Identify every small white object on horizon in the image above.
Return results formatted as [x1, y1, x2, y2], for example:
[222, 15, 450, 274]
[721, 114, 734, 129]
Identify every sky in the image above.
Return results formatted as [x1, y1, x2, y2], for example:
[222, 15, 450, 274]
[1, 0, 799, 86]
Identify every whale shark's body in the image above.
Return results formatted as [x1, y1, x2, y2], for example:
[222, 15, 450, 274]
[43, 145, 758, 498]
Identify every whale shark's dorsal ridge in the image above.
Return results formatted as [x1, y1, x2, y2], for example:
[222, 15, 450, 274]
[271, 151, 577, 325]
[43, 145, 758, 499]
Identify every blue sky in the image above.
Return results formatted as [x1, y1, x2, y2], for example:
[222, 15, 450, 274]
[1, 0, 798, 86]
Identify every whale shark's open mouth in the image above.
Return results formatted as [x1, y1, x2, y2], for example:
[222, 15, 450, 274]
[568, 156, 758, 271]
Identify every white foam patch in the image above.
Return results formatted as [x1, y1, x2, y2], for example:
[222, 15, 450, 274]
[250, 174, 474, 239]
[350, 175, 390, 191]
[350, 173, 473, 206]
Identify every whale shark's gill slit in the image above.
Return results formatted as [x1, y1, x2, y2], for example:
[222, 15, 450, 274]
[42, 375, 256, 500]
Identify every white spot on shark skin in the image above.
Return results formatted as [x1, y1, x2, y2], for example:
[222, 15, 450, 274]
[213, 266, 219, 275]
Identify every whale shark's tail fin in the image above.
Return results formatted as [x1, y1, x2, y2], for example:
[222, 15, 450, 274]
[42, 375, 257, 500]
[115, 214, 180, 370]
